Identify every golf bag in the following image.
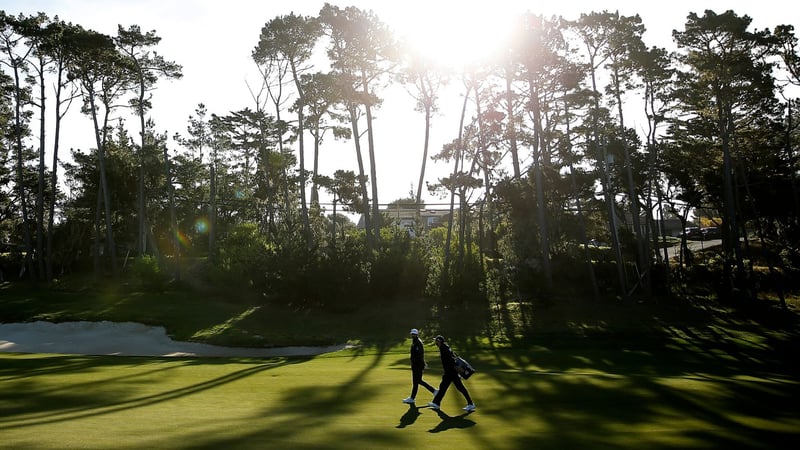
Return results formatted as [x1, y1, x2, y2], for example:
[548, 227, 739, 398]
[454, 355, 475, 379]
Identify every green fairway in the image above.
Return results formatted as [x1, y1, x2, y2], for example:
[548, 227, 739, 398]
[2, 342, 798, 449]
[2, 280, 799, 448]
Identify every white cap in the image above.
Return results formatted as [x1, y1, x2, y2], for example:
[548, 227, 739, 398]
[410, 328, 419, 335]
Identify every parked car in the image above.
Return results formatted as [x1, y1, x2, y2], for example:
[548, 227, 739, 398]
[682, 227, 702, 240]
[701, 227, 720, 240]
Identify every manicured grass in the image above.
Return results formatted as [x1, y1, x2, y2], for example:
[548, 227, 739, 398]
[2, 278, 799, 448]
[2, 341, 798, 449]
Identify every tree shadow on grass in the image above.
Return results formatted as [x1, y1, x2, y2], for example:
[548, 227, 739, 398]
[181, 348, 406, 449]
[430, 299, 800, 449]
[263, 348, 388, 417]
[0, 354, 134, 381]
[0, 354, 295, 429]
[502, 369, 800, 449]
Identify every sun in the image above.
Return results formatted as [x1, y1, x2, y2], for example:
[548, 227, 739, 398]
[390, 5, 518, 69]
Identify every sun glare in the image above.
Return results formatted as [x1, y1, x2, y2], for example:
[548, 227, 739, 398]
[394, 6, 517, 69]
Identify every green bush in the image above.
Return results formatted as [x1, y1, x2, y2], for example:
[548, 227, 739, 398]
[370, 227, 430, 299]
[213, 223, 272, 291]
[130, 255, 169, 292]
[255, 233, 371, 311]
[426, 235, 485, 305]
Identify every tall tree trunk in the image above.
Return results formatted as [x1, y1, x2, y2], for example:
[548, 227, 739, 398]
[290, 60, 312, 248]
[529, 83, 553, 290]
[311, 123, 321, 205]
[88, 92, 118, 276]
[137, 89, 147, 256]
[361, 70, 381, 247]
[601, 138, 627, 296]
[588, 65, 627, 298]
[652, 163, 672, 290]
[164, 142, 181, 280]
[266, 94, 284, 242]
[11, 64, 35, 284]
[208, 158, 216, 264]
[296, 107, 311, 247]
[46, 65, 68, 282]
[415, 93, 431, 214]
[644, 75, 671, 290]
[720, 108, 743, 298]
[36, 61, 46, 281]
[348, 104, 372, 248]
[614, 70, 649, 296]
[478, 201, 485, 273]
[331, 189, 338, 248]
[444, 83, 472, 285]
[656, 193, 671, 281]
[257, 117, 275, 241]
[564, 95, 599, 300]
[473, 87, 496, 257]
[459, 197, 470, 272]
[456, 189, 467, 272]
[504, 64, 521, 180]
[787, 102, 800, 222]
[93, 184, 103, 277]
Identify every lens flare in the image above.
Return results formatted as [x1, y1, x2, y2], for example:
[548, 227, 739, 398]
[175, 230, 191, 249]
[195, 218, 208, 234]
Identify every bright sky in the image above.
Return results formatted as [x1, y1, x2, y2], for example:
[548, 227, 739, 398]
[3, 0, 796, 210]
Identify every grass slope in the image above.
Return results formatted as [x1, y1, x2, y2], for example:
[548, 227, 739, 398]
[2, 340, 799, 449]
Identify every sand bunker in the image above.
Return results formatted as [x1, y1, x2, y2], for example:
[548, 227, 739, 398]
[0, 321, 347, 357]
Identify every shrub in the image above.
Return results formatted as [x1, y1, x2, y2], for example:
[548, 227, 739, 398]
[370, 227, 430, 299]
[260, 233, 370, 311]
[212, 223, 273, 293]
[130, 255, 169, 292]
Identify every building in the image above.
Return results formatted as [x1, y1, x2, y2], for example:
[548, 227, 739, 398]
[357, 207, 450, 234]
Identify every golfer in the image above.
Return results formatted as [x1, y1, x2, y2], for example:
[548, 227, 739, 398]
[402, 328, 437, 404]
[428, 335, 475, 412]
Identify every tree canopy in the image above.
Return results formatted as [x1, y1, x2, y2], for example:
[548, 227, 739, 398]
[0, 7, 798, 310]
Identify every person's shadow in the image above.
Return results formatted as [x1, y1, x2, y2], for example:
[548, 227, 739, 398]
[396, 404, 421, 428]
[428, 408, 476, 433]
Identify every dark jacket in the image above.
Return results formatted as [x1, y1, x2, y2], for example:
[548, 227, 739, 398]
[438, 342, 457, 375]
[410, 336, 426, 369]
